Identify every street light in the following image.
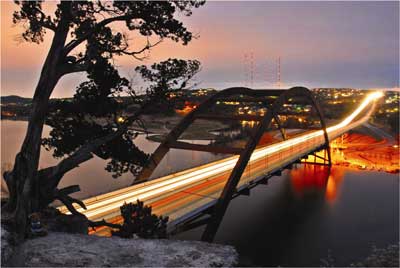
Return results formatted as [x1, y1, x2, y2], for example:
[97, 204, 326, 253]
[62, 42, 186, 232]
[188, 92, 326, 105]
[117, 116, 125, 124]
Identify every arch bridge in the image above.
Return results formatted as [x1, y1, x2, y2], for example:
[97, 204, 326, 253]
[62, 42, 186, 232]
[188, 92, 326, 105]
[60, 87, 382, 242]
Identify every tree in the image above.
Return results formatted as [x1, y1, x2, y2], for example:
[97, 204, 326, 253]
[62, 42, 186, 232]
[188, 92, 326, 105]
[89, 200, 169, 239]
[3, 0, 204, 239]
[113, 201, 168, 239]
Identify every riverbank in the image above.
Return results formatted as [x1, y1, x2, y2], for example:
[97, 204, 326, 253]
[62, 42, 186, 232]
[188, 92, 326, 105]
[130, 114, 229, 142]
[1, 114, 229, 143]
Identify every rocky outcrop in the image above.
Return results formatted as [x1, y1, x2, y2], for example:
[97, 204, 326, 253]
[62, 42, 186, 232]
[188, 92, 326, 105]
[4, 231, 238, 267]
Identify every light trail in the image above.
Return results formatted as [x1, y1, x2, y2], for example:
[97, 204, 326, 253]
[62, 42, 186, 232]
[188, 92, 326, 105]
[61, 92, 383, 221]
[249, 91, 384, 161]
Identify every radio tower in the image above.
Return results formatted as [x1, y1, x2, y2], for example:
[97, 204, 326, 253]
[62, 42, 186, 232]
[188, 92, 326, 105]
[243, 52, 255, 88]
[277, 56, 281, 89]
[243, 53, 249, 87]
[249, 52, 254, 88]
[264, 60, 273, 87]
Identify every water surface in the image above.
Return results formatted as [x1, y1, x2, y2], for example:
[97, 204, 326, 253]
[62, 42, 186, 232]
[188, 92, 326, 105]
[175, 165, 399, 266]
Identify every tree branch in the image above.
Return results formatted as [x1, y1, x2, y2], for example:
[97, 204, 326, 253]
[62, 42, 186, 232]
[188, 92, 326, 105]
[55, 191, 86, 216]
[38, 103, 149, 189]
[63, 14, 136, 56]
[39, 130, 120, 188]
[61, 61, 90, 75]
[57, 185, 81, 196]
[109, 39, 163, 60]
[88, 219, 121, 229]
[34, 6, 56, 31]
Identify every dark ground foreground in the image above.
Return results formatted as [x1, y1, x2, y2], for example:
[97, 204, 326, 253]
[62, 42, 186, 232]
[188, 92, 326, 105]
[1, 227, 238, 267]
[350, 244, 399, 267]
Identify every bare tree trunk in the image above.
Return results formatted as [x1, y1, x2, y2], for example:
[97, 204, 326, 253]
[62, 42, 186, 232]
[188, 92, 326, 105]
[10, 77, 59, 237]
[3, 11, 70, 238]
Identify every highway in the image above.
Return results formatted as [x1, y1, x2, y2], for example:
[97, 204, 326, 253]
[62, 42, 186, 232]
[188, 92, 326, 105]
[58, 92, 383, 235]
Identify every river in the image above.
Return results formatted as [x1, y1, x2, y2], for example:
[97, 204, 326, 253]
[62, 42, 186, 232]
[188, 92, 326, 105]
[1, 120, 225, 199]
[1, 120, 398, 266]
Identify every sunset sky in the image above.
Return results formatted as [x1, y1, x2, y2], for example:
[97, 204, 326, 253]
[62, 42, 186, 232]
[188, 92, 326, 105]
[1, 1, 399, 98]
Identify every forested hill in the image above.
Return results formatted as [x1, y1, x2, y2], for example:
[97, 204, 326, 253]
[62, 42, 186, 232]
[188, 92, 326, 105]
[1, 95, 32, 105]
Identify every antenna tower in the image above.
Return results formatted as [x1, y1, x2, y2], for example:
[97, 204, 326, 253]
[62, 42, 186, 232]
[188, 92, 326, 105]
[249, 52, 254, 88]
[243, 53, 249, 87]
[277, 56, 281, 89]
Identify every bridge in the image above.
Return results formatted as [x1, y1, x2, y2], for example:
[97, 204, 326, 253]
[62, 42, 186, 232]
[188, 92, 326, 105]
[59, 87, 383, 242]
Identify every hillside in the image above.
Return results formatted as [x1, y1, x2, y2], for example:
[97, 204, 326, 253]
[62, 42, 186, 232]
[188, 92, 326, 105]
[1, 95, 32, 105]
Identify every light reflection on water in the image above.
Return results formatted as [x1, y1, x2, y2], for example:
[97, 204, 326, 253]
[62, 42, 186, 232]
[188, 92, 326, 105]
[290, 164, 345, 204]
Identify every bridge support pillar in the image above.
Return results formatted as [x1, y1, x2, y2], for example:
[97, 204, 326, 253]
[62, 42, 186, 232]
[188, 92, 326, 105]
[301, 148, 332, 166]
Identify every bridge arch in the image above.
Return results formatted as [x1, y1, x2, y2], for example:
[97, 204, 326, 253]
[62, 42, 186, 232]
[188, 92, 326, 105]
[135, 86, 331, 241]
[137, 87, 278, 182]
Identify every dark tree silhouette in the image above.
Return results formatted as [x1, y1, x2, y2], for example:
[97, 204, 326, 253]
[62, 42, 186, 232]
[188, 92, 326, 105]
[3, 0, 204, 239]
[113, 201, 169, 239]
[89, 200, 169, 239]
[136, 58, 201, 114]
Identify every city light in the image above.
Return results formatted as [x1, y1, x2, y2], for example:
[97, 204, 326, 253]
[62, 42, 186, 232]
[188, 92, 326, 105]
[117, 117, 125, 124]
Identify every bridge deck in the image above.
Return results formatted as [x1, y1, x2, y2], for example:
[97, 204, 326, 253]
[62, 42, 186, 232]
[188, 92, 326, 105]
[58, 92, 381, 236]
